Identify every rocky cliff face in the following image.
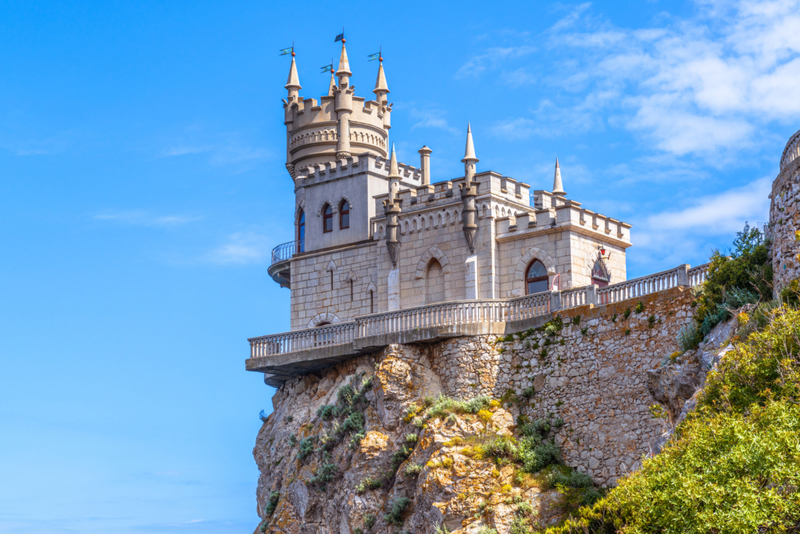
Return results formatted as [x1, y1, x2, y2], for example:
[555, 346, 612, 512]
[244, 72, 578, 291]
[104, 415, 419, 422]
[253, 289, 698, 533]
[253, 346, 567, 534]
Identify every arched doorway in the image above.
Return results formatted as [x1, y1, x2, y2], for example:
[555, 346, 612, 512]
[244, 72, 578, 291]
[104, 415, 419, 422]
[426, 259, 445, 304]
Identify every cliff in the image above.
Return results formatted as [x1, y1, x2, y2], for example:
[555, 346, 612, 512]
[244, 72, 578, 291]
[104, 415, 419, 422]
[253, 288, 696, 533]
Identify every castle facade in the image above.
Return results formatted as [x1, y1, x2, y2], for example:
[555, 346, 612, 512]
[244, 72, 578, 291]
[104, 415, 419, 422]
[270, 43, 632, 331]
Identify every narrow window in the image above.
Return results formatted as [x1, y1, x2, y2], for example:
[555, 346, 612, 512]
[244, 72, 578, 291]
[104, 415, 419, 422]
[525, 260, 549, 294]
[349, 279, 354, 301]
[297, 209, 305, 253]
[369, 290, 374, 314]
[339, 200, 350, 229]
[330, 270, 333, 290]
[323, 204, 333, 233]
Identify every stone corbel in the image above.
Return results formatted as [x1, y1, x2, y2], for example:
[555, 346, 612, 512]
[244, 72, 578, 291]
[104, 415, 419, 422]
[383, 199, 402, 266]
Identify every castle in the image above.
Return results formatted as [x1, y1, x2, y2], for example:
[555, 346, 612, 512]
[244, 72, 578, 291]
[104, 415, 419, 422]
[269, 42, 632, 337]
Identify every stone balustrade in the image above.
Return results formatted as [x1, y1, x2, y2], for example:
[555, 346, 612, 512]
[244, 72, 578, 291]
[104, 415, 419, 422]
[248, 263, 709, 362]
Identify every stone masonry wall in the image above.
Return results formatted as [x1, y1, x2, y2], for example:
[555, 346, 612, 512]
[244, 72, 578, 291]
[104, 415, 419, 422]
[770, 156, 800, 293]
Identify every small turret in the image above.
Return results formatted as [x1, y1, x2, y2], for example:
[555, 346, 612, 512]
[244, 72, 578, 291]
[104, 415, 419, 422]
[462, 123, 479, 181]
[285, 52, 301, 100]
[334, 41, 354, 160]
[373, 58, 389, 104]
[383, 144, 402, 266]
[552, 158, 566, 197]
[387, 144, 401, 203]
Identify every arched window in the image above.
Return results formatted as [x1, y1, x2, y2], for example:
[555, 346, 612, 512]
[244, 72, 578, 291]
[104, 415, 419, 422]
[525, 260, 549, 295]
[339, 200, 350, 229]
[369, 290, 374, 313]
[591, 259, 610, 288]
[297, 209, 305, 253]
[323, 204, 333, 233]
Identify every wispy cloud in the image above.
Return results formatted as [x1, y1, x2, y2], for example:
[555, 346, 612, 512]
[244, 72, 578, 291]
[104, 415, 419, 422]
[408, 105, 460, 134]
[159, 128, 271, 168]
[203, 232, 271, 265]
[455, 46, 536, 78]
[93, 211, 199, 227]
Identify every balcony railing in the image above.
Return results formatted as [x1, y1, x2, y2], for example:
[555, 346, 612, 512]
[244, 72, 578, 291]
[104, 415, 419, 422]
[271, 240, 300, 266]
[249, 263, 710, 360]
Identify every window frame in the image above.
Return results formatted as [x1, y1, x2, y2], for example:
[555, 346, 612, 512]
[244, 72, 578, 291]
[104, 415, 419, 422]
[525, 259, 549, 295]
[322, 203, 333, 233]
[339, 200, 350, 229]
[297, 209, 305, 252]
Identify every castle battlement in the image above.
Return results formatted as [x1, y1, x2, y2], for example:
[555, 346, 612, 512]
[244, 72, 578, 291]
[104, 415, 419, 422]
[294, 152, 422, 187]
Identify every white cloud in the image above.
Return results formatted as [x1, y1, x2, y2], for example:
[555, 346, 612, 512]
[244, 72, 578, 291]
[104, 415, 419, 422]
[93, 211, 199, 227]
[408, 106, 460, 134]
[204, 232, 270, 265]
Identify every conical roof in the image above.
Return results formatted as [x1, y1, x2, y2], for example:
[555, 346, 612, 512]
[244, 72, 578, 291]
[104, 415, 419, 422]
[285, 55, 301, 90]
[373, 61, 389, 94]
[388, 144, 400, 177]
[552, 158, 566, 196]
[336, 42, 352, 76]
[327, 69, 336, 96]
[462, 123, 478, 162]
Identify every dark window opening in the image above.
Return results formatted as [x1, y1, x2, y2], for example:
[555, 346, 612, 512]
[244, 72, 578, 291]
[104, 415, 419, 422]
[330, 270, 333, 290]
[298, 209, 305, 253]
[525, 260, 549, 295]
[323, 204, 333, 233]
[339, 200, 350, 229]
[349, 279, 353, 301]
[369, 290, 374, 313]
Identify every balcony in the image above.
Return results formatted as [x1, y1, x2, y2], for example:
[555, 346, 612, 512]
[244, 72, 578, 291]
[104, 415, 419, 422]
[268, 240, 301, 289]
[247, 263, 710, 387]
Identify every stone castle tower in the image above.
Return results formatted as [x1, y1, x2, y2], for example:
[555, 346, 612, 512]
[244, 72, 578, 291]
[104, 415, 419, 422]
[270, 41, 633, 333]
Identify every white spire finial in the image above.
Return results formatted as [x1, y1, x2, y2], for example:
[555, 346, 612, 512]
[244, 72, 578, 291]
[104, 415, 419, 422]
[552, 158, 566, 196]
[373, 60, 389, 95]
[285, 54, 301, 94]
[389, 144, 400, 177]
[462, 122, 478, 163]
[327, 68, 336, 96]
[336, 41, 352, 77]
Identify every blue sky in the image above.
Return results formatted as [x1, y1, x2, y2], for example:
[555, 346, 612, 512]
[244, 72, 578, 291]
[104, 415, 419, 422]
[2, 1, 799, 532]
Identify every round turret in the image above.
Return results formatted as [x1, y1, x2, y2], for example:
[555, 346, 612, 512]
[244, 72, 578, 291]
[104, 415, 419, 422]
[282, 42, 391, 179]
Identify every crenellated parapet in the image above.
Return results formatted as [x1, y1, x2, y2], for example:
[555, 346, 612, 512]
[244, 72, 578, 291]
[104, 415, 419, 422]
[283, 42, 392, 181]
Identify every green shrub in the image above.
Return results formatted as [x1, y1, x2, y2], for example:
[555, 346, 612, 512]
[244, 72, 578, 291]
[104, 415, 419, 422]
[520, 385, 536, 398]
[677, 323, 702, 351]
[405, 433, 418, 444]
[355, 476, 383, 493]
[635, 301, 645, 313]
[518, 440, 561, 473]
[309, 452, 338, 488]
[337, 384, 356, 407]
[391, 445, 412, 471]
[264, 490, 280, 517]
[623, 307, 631, 319]
[349, 432, 365, 450]
[384, 497, 410, 526]
[317, 404, 336, 420]
[341, 411, 365, 434]
[404, 462, 424, 477]
[572, 315, 581, 325]
[297, 436, 315, 461]
[364, 513, 376, 529]
[477, 527, 498, 534]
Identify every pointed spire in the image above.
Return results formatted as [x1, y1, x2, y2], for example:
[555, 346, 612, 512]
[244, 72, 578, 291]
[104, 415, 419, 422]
[373, 60, 389, 95]
[336, 41, 352, 77]
[327, 68, 336, 96]
[552, 158, 566, 196]
[285, 53, 301, 92]
[388, 144, 400, 177]
[462, 123, 478, 163]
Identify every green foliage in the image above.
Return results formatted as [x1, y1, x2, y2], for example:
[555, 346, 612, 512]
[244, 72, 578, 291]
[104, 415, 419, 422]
[384, 497, 410, 526]
[405, 433, 418, 444]
[572, 315, 581, 325]
[264, 490, 280, 517]
[518, 440, 561, 473]
[780, 279, 800, 307]
[288, 433, 297, 447]
[317, 404, 336, 420]
[648, 314, 656, 328]
[349, 432, 365, 450]
[355, 476, 383, 493]
[308, 451, 338, 488]
[391, 445, 413, 472]
[477, 527, 498, 534]
[341, 411, 365, 434]
[422, 394, 491, 420]
[580, 326, 589, 336]
[510, 516, 534, 534]
[677, 323, 703, 351]
[337, 384, 355, 407]
[297, 436, 315, 461]
[434, 523, 452, 534]
[624, 328, 631, 336]
[635, 301, 645, 314]
[285, 415, 293, 422]
[364, 513, 376, 529]
[404, 462, 424, 477]
[546, 306, 800, 534]
[520, 385, 536, 398]
[694, 223, 773, 337]
[623, 307, 631, 319]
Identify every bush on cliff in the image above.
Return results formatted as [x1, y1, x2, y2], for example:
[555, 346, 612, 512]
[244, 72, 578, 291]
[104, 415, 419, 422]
[692, 223, 772, 343]
[545, 306, 800, 534]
